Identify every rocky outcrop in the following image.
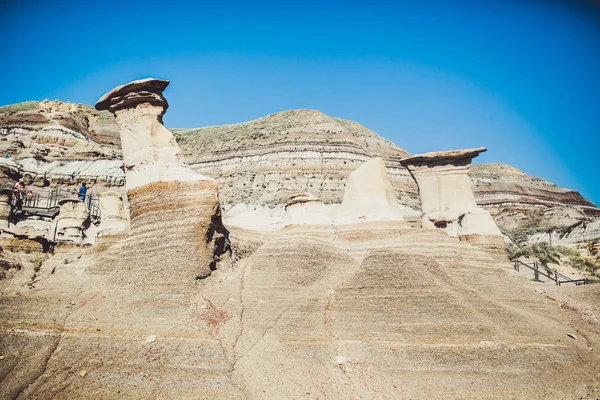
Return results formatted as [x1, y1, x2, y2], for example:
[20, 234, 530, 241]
[54, 200, 89, 245]
[95, 78, 228, 281]
[174, 110, 599, 244]
[335, 157, 407, 225]
[1, 218, 52, 252]
[0, 101, 124, 191]
[0, 188, 11, 228]
[3, 100, 598, 244]
[2, 90, 600, 400]
[528, 219, 600, 245]
[95, 191, 128, 239]
[283, 192, 333, 226]
[0, 100, 120, 149]
[173, 109, 419, 211]
[470, 163, 599, 236]
[401, 148, 503, 253]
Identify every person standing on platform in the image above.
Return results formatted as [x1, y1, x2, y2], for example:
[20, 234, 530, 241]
[78, 182, 87, 202]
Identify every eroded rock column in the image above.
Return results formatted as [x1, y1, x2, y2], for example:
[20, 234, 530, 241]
[0, 188, 11, 228]
[334, 157, 407, 225]
[95, 78, 228, 282]
[54, 199, 89, 244]
[400, 148, 503, 245]
[96, 191, 128, 239]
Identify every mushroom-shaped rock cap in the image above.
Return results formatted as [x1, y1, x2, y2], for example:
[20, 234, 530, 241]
[95, 78, 170, 113]
[400, 147, 486, 166]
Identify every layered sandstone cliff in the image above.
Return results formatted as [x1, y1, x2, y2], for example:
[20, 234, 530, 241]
[1, 164, 599, 399]
[172, 109, 420, 210]
[1, 101, 598, 242]
[173, 111, 599, 241]
[0, 101, 124, 188]
[470, 163, 599, 239]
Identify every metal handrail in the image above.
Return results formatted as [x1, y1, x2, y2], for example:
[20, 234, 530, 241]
[513, 259, 590, 286]
[9, 186, 101, 220]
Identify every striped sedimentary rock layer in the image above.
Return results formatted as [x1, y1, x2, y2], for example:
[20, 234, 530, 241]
[0, 101, 124, 188]
[470, 163, 599, 235]
[122, 180, 228, 283]
[173, 109, 420, 209]
[174, 111, 599, 237]
[1, 101, 598, 238]
[3, 223, 599, 399]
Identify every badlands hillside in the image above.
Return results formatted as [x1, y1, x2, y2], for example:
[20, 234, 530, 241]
[172, 109, 599, 241]
[1, 100, 597, 242]
[0, 80, 599, 400]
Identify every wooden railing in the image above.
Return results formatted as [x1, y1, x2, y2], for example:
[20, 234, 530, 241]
[513, 259, 591, 286]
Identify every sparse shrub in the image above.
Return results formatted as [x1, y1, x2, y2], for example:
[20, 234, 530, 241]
[511, 242, 600, 277]
[570, 255, 600, 277]
[29, 252, 46, 273]
[509, 242, 577, 267]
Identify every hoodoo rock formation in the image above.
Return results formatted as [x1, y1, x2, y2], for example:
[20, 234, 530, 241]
[95, 191, 128, 239]
[335, 157, 406, 225]
[54, 200, 89, 245]
[401, 148, 502, 236]
[95, 78, 228, 281]
[1, 99, 597, 244]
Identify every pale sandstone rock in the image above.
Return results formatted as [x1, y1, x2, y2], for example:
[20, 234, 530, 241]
[335, 158, 407, 225]
[54, 200, 89, 244]
[223, 203, 286, 231]
[0, 216, 53, 252]
[96, 191, 128, 238]
[401, 148, 502, 239]
[2, 218, 52, 242]
[17, 158, 124, 188]
[0, 189, 11, 228]
[283, 192, 334, 226]
[96, 78, 210, 191]
[95, 78, 228, 281]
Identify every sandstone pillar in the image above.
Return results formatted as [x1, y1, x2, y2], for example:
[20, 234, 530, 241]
[334, 158, 406, 225]
[0, 188, 12, 228]
[96, 191, 129, 238]
[54, 199, 89, 244]
[400, 148, 503, 242]
[95, 78, 228, 282]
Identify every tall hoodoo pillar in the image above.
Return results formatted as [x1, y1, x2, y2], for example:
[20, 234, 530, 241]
[95, 79, 228, 282]
[400, 148, 503, 241]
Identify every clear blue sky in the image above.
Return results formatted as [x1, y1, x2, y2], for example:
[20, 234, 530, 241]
[1, 0, 599, 205]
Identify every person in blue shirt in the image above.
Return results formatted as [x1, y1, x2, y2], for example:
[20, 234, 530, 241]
[78, 182, 87, 201]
